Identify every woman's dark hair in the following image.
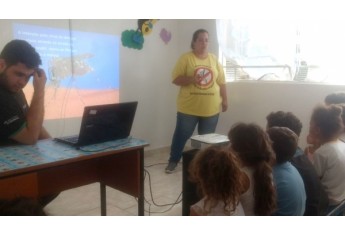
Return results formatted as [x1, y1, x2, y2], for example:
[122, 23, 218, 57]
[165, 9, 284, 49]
[228, 122, 277, 215]
[191, 29, 208, 50]
[311, 104, 344, 142]
[0, 39, 41, 68]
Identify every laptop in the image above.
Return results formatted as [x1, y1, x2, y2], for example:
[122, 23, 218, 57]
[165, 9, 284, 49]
[54, 101, 138, 147]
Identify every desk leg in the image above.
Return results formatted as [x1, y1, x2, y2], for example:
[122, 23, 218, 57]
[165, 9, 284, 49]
[100, 183, 106, 216]
[138, 149, 144, 216]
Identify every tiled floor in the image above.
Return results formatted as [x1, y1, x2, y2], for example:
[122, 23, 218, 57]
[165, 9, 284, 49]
[44, 147, 186, 216]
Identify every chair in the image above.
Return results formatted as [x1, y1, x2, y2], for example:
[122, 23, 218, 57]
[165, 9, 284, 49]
[327, 199, 345, 216]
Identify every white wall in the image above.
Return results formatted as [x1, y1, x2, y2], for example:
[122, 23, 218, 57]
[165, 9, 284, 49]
[216, 81, 345, 149]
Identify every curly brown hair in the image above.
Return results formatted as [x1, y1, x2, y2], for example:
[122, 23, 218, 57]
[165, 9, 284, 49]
[228, 122, 277, 215]
[188, 146, 248, 215]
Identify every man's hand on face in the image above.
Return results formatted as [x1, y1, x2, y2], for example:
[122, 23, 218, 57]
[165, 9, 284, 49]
[33, 68, 47, 94]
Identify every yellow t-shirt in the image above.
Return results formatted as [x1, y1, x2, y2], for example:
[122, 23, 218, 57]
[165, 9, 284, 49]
[172, 52, 226, 117]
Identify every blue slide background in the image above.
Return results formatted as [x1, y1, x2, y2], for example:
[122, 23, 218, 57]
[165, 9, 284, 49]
[13, 23, 120, 90]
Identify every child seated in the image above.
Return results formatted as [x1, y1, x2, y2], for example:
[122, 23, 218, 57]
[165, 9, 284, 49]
[308, 104, 345, 213]
[228, 123, 277, 216]
[188, 146, 249, 216]
[267, 127, 306, 216]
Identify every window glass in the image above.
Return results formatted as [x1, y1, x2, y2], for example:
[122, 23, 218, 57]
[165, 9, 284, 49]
[217, 19, 344, 84]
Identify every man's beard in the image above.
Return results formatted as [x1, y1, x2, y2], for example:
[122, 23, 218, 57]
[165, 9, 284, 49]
[0, 71, 7, 87]
[0, 70, 15, 93]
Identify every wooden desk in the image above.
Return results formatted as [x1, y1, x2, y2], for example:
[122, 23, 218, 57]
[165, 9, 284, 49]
[0, 138, 149, 216]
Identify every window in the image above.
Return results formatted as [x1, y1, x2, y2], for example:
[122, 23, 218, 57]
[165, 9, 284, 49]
[217, 19, 345, 84]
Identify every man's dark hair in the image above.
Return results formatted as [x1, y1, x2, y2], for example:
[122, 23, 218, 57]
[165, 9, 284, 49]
[266, 111, 302, 137]
[0, 39, 41, 68]
[267, 127, 298, 164]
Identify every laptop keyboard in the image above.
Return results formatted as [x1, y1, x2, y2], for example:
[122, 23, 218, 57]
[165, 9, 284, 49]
[61, 135, 79, 144]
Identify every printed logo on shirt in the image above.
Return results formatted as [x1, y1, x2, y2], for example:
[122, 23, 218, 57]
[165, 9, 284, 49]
[4, 116, 19, 125]
[194, 67, 214, 90]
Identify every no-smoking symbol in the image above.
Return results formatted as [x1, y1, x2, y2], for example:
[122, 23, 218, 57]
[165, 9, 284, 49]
[195, 67, 213, 89]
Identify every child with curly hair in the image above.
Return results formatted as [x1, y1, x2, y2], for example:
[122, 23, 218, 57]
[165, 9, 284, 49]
[188, 146, 249, 216]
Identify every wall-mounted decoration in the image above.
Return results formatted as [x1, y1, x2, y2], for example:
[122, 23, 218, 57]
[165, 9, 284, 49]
[160, 28, 172, 45]
[121, 19, 158, 50]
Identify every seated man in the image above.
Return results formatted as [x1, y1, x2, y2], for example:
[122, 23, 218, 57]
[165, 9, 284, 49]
[267, 126, 306, 216]
[0, 39, 50, 144]
[266, 111, 328, 215]
[0, 40, 58, 207]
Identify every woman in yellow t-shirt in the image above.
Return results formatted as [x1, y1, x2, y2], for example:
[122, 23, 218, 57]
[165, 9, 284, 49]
[165, 29, 228, 173]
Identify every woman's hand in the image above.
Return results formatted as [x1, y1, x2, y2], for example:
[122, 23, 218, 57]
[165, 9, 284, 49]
[222, 100, 228, 112]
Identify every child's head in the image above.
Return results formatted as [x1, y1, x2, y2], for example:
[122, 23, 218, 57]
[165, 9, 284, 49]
[309, 104, 344, 144]
[266, 111, 302, 137]
[228, 122, 277, 215]
[228, 122, 275, 166]
[267, 127, 298, 164]
[189, 146, 248, 215]
[324, 92, 345, 105]
[324, 93, 345, 129]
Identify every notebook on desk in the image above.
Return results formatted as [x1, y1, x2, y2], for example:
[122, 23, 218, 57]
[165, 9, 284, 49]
[54, 101, 138, 147]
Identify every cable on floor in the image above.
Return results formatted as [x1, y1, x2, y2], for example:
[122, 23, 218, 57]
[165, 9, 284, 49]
[143, 168, 182, 216]
[144, 163, 167, 168]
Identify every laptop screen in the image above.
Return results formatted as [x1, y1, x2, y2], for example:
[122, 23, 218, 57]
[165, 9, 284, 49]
[77, 101, 138, 146]
[56, 101, 138, 147]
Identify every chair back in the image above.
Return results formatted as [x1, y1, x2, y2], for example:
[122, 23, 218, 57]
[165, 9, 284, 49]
[327, 199, 345, 216]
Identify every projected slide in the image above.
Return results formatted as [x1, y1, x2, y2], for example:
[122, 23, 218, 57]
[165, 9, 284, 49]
[13, 23, 120, 120]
